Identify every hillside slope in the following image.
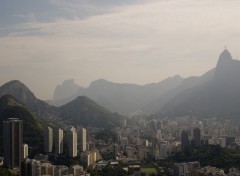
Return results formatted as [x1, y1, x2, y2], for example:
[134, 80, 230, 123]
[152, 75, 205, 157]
[161, 49, 240, 119]
[0, 95, 50, 155]
[59, 96, 124, 128]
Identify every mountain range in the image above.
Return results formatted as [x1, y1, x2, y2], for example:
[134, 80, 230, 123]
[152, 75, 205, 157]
[51, 76, 184, 113]
[51, 49, 240, 119]
[161, 49, 240, 119]
[0, 80, 58, 120]
[0, 81, 124, 129]
[0, 84, 124, 155]
[1, 49, 239, 122]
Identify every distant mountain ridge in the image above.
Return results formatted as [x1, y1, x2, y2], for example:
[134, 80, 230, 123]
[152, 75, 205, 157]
[0, 81, 124, 128]
[2, 48, 240, 120]
[143, 68, 215, 113]
[53, 79, 83, 101]
[161, 49, 240, 118]
[51, 49, 240, 119]
[51, 75, 184, 113]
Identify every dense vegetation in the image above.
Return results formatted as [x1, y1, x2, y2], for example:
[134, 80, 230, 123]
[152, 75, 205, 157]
[0, 167, 15, 176]
[0, 95, 58, 156]
[95, 129, 118, 143]
[0, 80, 58, 120]
[168, 145, 240, 172]
[89, 163, 129, 176]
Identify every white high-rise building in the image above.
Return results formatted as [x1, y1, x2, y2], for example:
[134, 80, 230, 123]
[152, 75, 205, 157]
[22, 143, 28, 159]
[79, 128, 87, 152]
[44, 127, 53, 153]
[55, 128, 63, 154]
[68, 127, 77, 157]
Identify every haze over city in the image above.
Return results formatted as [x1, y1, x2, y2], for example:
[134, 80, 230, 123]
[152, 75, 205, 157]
[1, 0, 240, 99]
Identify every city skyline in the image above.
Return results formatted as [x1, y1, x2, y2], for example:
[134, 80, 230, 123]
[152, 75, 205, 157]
[1, 114, 239, 175]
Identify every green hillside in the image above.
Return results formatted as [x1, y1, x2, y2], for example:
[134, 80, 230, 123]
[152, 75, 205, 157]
[0, 95, 57, 156]
[59, 96, 124, 128]
[0, 80, 58, 120]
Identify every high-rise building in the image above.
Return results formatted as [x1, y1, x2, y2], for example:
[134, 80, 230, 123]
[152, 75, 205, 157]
[160, 143, 168, 159]
[157, 122, 162, 130]
[113, 144, 118, 158]
[44, 127, 53, 153]
[193, 128, 201, 147]
[181, 130, 189, 152]
[3, 118, 23, 169]
[22, 143, 28, 159]
[68, 127, 77, 157]
[150, 120, 158, 131]
[79, 128, 87, 152]
[55, 128, 63, 154]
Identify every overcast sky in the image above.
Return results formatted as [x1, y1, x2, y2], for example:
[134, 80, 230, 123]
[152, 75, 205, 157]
[1, 0, 240, 100]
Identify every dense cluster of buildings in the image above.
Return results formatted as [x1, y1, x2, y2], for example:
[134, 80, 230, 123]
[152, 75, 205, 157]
[43, 126, 87, 157]
[1, 118, 99, 175]
[173, 161, 201, 176]
[108, 116, 239, 162]
[2, 115, 240, 175]
[21, 159, 88, 176]
[91, 115, 240, 175]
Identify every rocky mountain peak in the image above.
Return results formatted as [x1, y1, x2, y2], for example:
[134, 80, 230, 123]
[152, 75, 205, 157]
[215, 49, 240, 82]
[216, 48, 233, 69]
[53, 79, 81, 101]
[0, 80, 35, 104]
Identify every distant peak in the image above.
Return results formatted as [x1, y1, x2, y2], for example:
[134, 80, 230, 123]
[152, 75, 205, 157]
[75, 96, 89, 101]
[62, 79, 75, 85]
[219, 48, 232, 61]
[90, 79, 112, 87]
[4, 80, 23, 85]
[172, 75, 183, 79]
[216, 49, 233, 68]
[161, 75, 183, 82]
[1, 80, 29, 90]
[94, 79, 109, 83]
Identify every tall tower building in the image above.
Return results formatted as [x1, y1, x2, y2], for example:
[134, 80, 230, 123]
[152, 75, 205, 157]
[181, 130, 189, 152]
[193, 128, 201, 147]
[44, 127, 53, 153]
[3, 118, 23, 169]
[55, 128, 63, 154]
[22, 143, 28, 159]
[79, 128, 87, 152]
[68, 127, 77, 157]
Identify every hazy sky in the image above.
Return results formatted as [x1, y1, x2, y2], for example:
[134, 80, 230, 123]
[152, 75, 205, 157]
[1, 0, 240, 100]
